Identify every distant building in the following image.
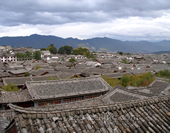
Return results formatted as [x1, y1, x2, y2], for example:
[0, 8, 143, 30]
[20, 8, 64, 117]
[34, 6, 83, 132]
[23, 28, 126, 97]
[0, 54, 17, 62]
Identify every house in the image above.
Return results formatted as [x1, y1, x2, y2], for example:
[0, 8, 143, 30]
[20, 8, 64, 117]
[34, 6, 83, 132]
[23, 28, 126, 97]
[0, 54, 17, 63]
[8, 69, 28, 77]
[86, 61, 101, 67]
[5, 94, 170, 132]
[1, 75, 170, 132]
[0, 89, 33, 110]
[41, 50, 51, 59]
[25, 76, 111, 107]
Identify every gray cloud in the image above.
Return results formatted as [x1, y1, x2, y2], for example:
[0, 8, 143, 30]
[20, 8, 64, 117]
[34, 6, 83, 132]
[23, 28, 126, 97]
[0, 0, 170, 41]
[0, 0, 170, 26]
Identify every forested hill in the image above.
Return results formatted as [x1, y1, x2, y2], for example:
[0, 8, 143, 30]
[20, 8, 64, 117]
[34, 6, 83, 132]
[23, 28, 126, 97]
[0, 34, 170, 53]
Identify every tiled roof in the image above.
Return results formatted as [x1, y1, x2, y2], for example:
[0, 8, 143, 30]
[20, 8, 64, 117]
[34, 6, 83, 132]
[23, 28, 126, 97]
[3, 77, 32, 86]
[31, 74, 59, 81]
[57, 72, 76, 79]
[29, 69, 49, 76]
[26, 76, 111, 100]
[0, 89, 32, 104]
[2, 74, 60, 86]
[0, 72, 11, 78]
[6, 95, 170, 133]
[8, 69, 28, 75]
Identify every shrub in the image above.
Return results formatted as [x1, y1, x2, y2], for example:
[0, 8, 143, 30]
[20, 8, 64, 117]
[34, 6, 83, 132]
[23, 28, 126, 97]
[69, 58, 77, 63]
[102, 72, 155, 88]
[2, 83, 19, 91]
[101, 75, 121, 87]
[121, 74, 130, 87]
[24, 72, 30, 77]
[36, 65, 41, 70]
[156, 70, 170, 78]
[47, 77, 58, 80]
[121, 59, 127, 64]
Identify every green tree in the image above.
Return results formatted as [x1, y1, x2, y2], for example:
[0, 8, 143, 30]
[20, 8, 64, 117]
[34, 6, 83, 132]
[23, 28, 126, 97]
[58, 45, 73, 54]
[118, 51, 123, 55]
[25, 51, 32, 59]
[69, 58, 77, 63]
[63, 45, 73, 54]
[47, 44, 57, 54]
[33, 51, 41, 60]
[58, 47, 65, 54]
[72, 47, 89, 55]
[40, 48, 46, 51]
[49, 46, 57, 54]
[15, 53, 25, 59]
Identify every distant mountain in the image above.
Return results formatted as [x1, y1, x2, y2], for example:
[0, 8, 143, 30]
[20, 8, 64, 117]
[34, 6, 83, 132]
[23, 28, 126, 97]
[0, 34, 170, 53]
[152, 51, 170, 54]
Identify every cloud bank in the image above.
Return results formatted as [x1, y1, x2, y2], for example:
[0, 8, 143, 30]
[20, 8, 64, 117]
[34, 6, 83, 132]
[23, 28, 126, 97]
[0, 0, 170, 41]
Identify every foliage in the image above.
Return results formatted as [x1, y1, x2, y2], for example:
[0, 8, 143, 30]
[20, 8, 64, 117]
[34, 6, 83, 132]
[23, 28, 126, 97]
[25, 51, 32, 58]
[24, 72, 30, 77]
[16, 51, 33, 59]
[33, 51, 41, 60]
[118, 51, 123, 55]
[47, 77, 58, 80]
[72, 47, 96, 60]
[35, 65, 41, 70]
[58, 45, 73, 55]
[125, 53, 131, 55]
[58, 47, 65, 54]
[101, 75, 120, 87]
[155, 70, 170, 78]
[40, 48, 46, 51]
[121, 59, 127, 64]
[47, 44, 57, 54]
[61, 57, 65, 61]
[72, 47, 89, 55]
[2, 83, 19, 91]
[69, 58, 77, 63]
[102, 72, 155, 87]
[121, 74, 130, 87]
[16, 53, 25, 58]
[49, 46, 57, 54]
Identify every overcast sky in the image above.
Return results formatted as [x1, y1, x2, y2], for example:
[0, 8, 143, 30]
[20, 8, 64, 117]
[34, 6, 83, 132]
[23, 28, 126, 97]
[0, 0, 170, 41]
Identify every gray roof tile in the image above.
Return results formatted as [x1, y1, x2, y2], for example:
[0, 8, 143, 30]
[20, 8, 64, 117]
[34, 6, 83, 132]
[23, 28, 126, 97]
[0, 89, 32, 104]
[26, 76, 111, 100]
[5, 95, 170, 133]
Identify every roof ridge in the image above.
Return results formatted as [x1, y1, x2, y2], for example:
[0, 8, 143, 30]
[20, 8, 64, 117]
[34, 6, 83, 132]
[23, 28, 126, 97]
[26, 75, 101, 84]
[8, 95, 170, 114]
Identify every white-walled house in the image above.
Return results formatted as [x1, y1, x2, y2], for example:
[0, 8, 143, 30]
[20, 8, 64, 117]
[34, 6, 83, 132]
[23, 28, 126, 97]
[86, 61, 101, 67]
[41, 50, 51, 58]
[0, 54, 17, 62]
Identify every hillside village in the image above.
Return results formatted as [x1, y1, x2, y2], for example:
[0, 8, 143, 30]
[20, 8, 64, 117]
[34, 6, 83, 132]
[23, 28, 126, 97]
[0, 45, 170, 132]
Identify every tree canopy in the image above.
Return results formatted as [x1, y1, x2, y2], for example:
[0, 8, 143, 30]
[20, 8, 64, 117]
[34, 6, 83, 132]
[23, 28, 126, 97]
[118, 51, 123, 55]
[33, 51, 41, 60]
[72, 47, 89, 55]
[15, 51, 32, 59]
[69, 58, 77, 63]
[47, 44, 57, 54]
[58, 45, 73, 54]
